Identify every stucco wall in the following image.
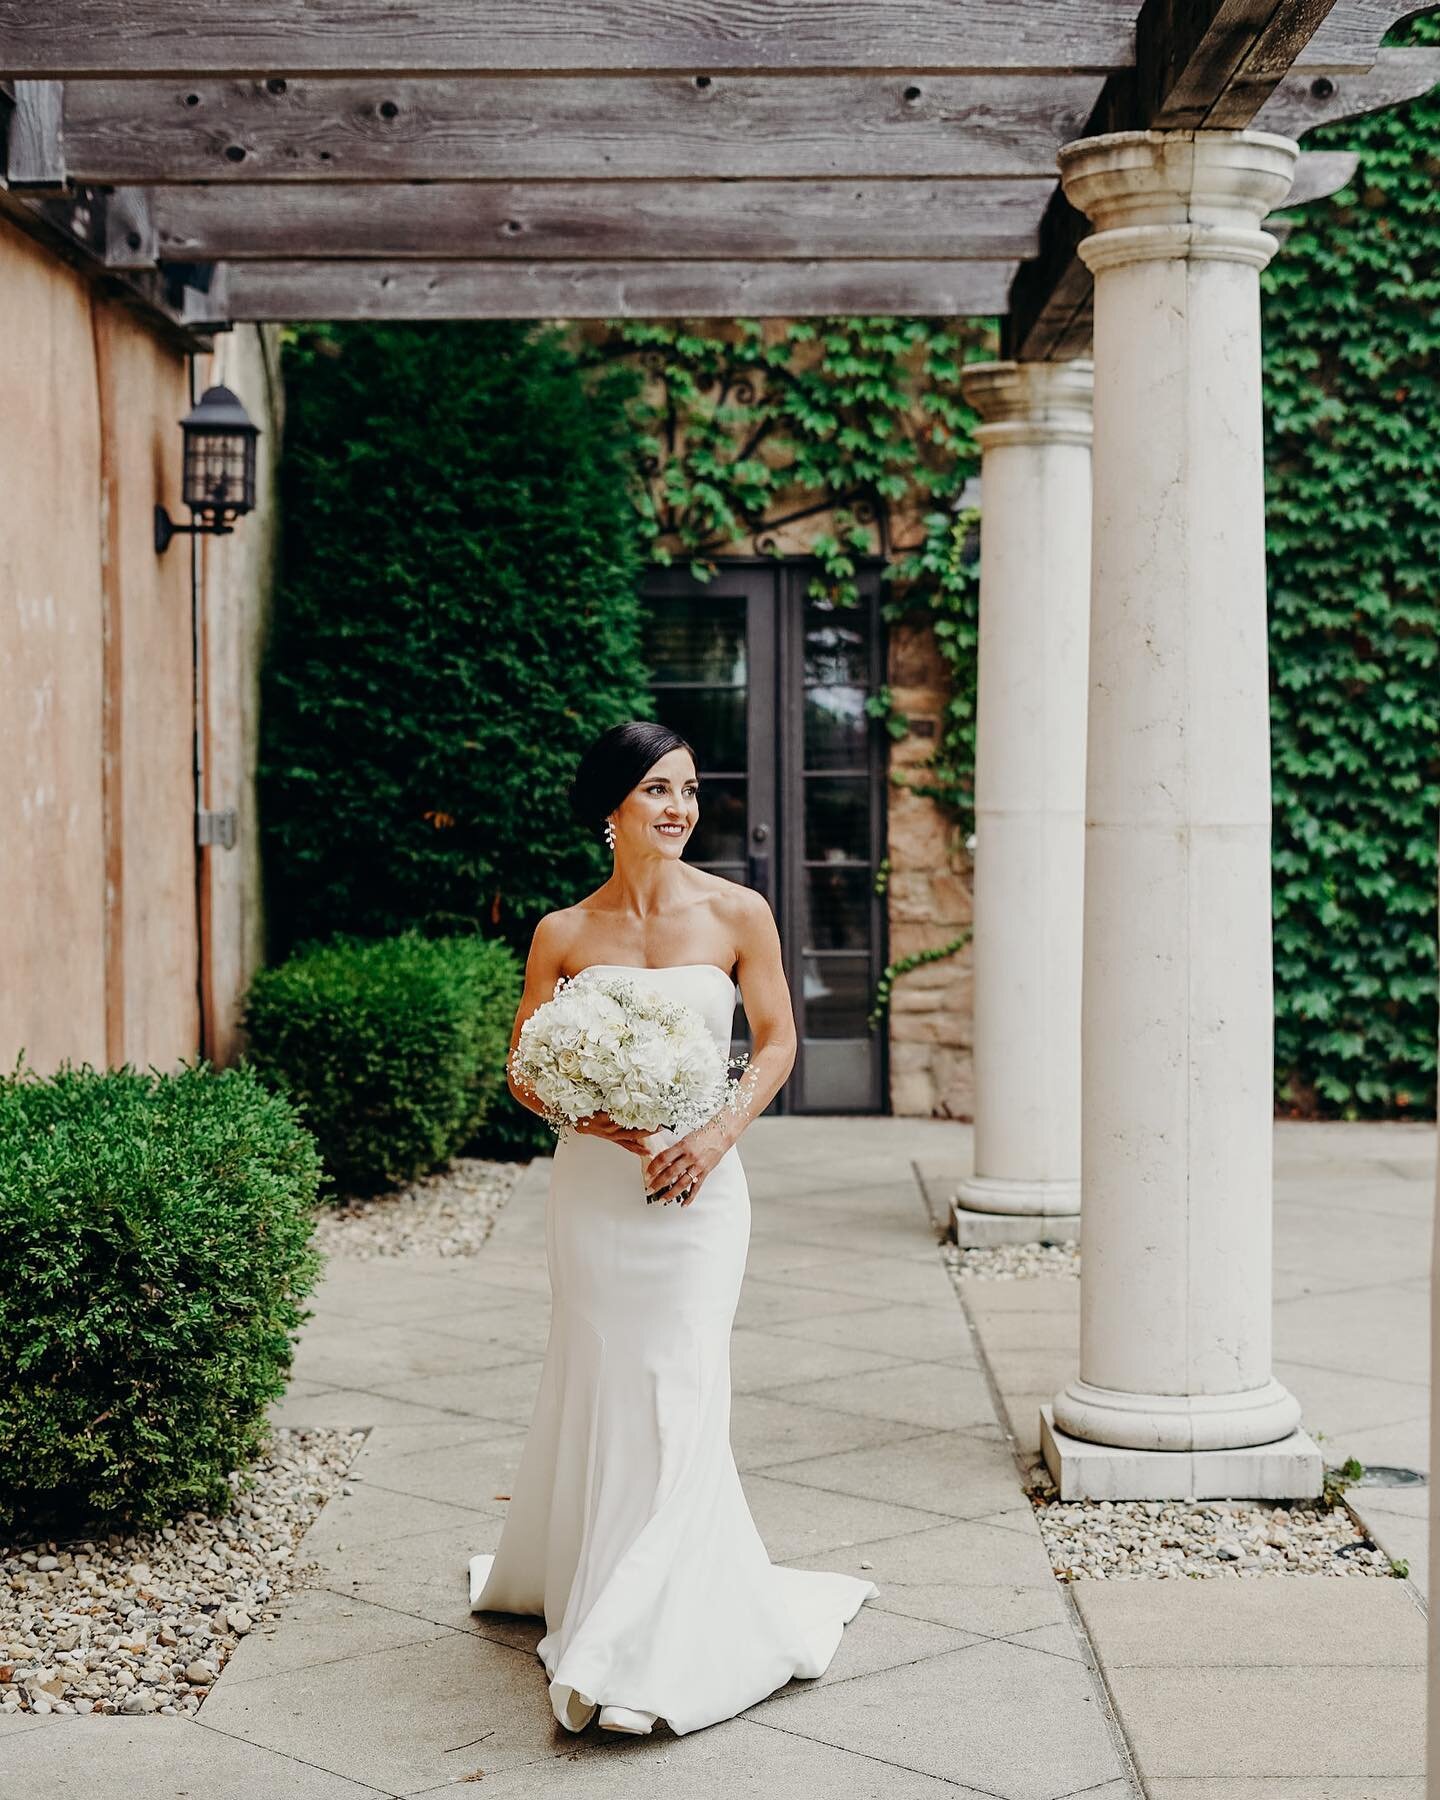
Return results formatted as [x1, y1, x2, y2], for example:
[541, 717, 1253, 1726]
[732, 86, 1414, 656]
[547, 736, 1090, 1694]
[91, 296, 198, 1066]
[0, 218, 109, 1072]
[0, 215, 277, 1076]
[197, 325, 283, 1066]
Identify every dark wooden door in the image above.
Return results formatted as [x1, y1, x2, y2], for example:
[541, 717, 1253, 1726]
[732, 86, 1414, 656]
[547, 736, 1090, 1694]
[640, 560, 888, 1113]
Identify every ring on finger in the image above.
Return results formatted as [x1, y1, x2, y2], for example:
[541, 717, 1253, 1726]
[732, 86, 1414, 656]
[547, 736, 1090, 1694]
[650, 1164, 693, 1203]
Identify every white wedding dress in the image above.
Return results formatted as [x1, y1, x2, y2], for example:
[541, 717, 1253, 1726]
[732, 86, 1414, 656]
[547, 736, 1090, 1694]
[467, 961, 878, 1736]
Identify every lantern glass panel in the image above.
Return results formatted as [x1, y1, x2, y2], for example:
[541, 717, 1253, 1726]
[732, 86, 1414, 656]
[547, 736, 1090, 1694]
[183, 431, 256, 517]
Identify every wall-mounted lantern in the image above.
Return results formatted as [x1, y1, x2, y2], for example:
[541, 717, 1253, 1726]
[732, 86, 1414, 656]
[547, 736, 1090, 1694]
[154, 385, 261, 555]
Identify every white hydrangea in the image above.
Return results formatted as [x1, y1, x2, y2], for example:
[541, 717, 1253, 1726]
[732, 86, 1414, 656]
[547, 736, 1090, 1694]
[508, 970, 748, 1142]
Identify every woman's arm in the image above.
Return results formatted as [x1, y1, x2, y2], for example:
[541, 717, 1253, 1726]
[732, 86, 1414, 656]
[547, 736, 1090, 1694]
[506, 912, 652, 1152]
[505, 912, 566, 1123]
[709, 886, 798, 1151]
[642, 887, 796, 1205]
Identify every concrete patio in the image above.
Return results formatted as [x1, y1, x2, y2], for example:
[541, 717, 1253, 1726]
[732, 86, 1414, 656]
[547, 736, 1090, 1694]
[0, 1115, 1431, 1798]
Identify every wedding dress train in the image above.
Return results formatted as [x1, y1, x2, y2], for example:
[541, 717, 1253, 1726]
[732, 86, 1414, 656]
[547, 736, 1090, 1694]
[467, 961, 878, 1737]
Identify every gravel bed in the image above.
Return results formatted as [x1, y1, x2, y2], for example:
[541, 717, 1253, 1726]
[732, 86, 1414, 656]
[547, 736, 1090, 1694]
[311, 1155, 524, 1260]
[1026, 1484, 1399, 1581]
[0, 1426, 363, 1718]
[942, 1238, 1081, 1280]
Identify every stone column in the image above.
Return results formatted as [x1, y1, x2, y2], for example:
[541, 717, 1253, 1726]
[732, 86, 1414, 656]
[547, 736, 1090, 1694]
[953, 361, 1093, 1245]
[1041, 129, 1321, 1500]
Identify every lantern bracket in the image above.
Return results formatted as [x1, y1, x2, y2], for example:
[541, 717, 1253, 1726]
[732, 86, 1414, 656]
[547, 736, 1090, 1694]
[154, 503, 236, 556]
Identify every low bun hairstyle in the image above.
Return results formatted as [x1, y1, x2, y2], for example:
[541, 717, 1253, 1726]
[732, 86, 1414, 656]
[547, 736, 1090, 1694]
[568, 721, 699, 841]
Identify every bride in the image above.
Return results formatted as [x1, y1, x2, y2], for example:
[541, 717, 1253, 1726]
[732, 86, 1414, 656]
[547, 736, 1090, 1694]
[466, 719, 878, 1737]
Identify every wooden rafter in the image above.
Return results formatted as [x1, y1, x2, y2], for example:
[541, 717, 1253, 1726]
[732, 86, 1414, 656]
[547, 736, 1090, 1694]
[201, 257, 1022, 322]
[1254, 43, 1440, 134]
[22, 49, 1434, 193]
[52, 72, 1108, 184]
[0, 2, 1147, 78]
[145, 178, 1054, 263]
[0, 0, 1413, 78]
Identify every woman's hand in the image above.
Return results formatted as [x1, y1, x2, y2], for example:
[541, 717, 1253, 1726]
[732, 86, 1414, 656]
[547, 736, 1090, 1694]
[572, 1110, 655, 1155]
[642, 1118, 731, 1208]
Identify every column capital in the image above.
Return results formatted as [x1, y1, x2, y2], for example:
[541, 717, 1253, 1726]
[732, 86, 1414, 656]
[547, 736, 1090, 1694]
[1058, 128, 1300, 273]
[960, 359, 1094, 449]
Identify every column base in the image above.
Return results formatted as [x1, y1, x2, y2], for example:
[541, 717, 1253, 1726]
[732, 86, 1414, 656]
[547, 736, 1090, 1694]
[952, 1201, 1082, 1247]
[953, 1172, 1081, 1216]
[951, 1176, 1081, 1246]
[1040, 1404, 1324, 1501]
[1053, 1373, 1302, 1450]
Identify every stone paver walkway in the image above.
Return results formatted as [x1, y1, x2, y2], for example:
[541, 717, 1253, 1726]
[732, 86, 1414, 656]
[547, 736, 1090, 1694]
[0, 1117, 1136, 1799]
[921, 1120, 1435, 1799]
[4, 1116, 1431, 1798]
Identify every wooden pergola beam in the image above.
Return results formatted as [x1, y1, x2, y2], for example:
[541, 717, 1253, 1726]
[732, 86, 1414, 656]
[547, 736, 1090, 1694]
[203, 257, 1022, 322]
[53, 72, 1108, 184]
[0, 0, 1409, 80]
[0, 177, 213, 345]
[26, 49, 1432, 191]
[4, 78, 64, 188]
[1253, 43, 1440, 136]
[144, 178, 1054, 264]
[0, 2, 1147, 78]
[2, 1, 1421, 338]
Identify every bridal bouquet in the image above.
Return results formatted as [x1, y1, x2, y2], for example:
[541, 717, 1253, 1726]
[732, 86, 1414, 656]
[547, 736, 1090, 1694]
[509, 969, 750, 1145]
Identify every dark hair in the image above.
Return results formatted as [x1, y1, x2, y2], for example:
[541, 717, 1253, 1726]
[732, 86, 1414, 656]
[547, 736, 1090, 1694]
[568, 721, 699, 839]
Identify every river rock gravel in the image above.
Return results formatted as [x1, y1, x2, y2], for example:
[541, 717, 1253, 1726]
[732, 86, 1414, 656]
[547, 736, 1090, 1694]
[0, 1426, 363, 1718]
[1025, 1483, 1398, 1582]
[943, 1238, 1082, 1280]
[311, 1155, 524, 1259]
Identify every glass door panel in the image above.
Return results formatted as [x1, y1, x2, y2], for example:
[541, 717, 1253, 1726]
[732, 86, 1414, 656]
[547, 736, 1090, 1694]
[783, 576, 887, 1112]
[639, 570, 778, 1104]
[640, 563, 885, 1114]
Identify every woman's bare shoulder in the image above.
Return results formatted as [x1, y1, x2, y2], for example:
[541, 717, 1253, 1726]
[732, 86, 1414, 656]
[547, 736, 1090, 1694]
[528, 905, 581, 958]
[699, 873, 772, 956]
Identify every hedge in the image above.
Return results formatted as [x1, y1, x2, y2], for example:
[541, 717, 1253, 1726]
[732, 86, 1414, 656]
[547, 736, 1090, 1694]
[259, 320, 655, 961]
[242, 930, 521, 1194]
[0, 1061, 323, 1537]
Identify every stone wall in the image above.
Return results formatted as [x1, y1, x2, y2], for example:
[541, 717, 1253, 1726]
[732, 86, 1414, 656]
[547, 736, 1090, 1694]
[884, 614, 976, 1120]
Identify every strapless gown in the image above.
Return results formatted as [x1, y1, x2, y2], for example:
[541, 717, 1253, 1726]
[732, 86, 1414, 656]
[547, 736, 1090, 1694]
[466, 961, 878, 1736]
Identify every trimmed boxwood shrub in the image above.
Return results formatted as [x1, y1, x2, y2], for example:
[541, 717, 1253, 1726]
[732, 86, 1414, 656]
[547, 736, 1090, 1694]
[242, 930, 520, 1195]
[0, 1061, 324, 1538]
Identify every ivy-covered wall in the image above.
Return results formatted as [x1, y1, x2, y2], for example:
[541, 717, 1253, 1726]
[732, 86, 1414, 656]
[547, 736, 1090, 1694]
[1260, 9, 1439, 1118]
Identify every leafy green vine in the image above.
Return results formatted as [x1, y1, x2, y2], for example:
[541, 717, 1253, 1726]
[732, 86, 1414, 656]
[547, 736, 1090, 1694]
[868, 932, 975, 1031]
[1260, 11, 1439, 1117]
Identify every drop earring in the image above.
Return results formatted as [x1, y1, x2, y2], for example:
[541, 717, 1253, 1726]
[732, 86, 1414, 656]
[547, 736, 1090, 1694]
[603, 817, 616, 850]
